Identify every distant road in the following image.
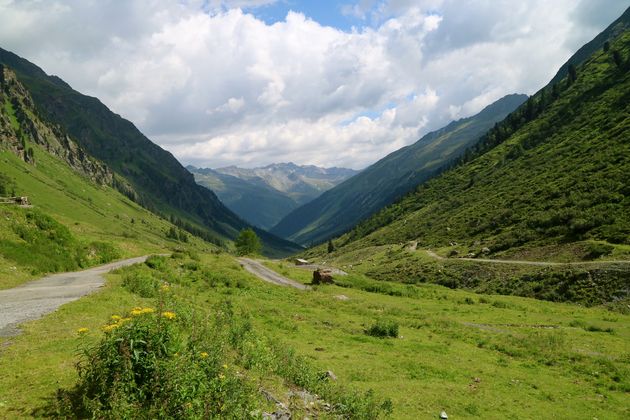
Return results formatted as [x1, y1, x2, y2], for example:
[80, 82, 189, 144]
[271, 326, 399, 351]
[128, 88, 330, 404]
[425, 250, 630, 266]
[238, 258, 310, 290]
[0, 256, 150, 337]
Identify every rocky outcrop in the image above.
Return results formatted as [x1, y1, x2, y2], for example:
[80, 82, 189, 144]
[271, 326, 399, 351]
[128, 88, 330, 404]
[0, 65, 114, 186]
[312, 269, 334, 285]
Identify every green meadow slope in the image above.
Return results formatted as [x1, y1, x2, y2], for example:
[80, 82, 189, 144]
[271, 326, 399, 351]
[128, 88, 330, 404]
[0, 67, 218, 289]
[301, 25, 630, 306]
[0, 49, 300, 257]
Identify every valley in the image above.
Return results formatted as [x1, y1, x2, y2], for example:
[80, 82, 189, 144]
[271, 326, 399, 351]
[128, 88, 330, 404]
[0, 3, 629, 419]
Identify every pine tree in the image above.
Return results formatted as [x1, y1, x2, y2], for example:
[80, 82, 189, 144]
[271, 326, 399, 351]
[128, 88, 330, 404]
[327, 240, 335, 253]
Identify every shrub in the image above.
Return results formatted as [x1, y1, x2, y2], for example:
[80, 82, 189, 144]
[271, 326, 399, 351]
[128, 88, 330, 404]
[585, 242, 614, 259]
[365, 319, 399, 338]
[145, 255, 167, 270]
[53, 305, 257, 418]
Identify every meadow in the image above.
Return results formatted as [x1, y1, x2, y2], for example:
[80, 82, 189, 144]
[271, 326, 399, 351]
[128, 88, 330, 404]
[1, 252, 628, 418]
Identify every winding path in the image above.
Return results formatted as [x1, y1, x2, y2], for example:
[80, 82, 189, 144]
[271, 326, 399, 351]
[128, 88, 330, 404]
[0, 256, 150, 337]
[238, 258, 310, 290]
[425, 250, 630, 266]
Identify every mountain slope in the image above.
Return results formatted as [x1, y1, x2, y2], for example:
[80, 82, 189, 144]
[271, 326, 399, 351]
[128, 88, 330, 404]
[0, 66, 211, 288]
[325, 26, 630, 260]
[189, 163, 358, 229]
[272, 94, 527, 245]
[0, 48, 300, 256]
[188, 166, 298, 229]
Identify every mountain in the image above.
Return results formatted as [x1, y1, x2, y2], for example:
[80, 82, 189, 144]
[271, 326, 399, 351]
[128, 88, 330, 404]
[303, 18, 630, 303]
[188, 163, 358, 229]
[1, 65, 203, 282]
[271, 94, 527, 245]
[216, 163, 358, 205]
[0, 48, 300, 257]
[187, 166, 297, 229]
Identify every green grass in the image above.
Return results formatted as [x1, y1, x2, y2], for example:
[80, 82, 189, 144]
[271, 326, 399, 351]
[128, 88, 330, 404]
[298, 33, 630, 307]
[1, 253, 629, 418]
[0, 144, 216, 289]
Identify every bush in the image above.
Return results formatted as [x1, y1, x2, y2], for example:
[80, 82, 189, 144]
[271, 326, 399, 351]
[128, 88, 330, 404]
[365, 319, 399, 338]
[585, 242, 614, 259]
[145, 255, 167, 270]
[53, 305, 257, 418]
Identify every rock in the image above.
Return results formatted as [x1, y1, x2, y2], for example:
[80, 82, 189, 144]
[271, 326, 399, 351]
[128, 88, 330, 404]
[312, 269, 334, 285]
[481, 247, 491, 254]
[448, 249, 459, 257]
[325, 370, 337, 381]
[333, 294, 350, 301]
[440, 410, 448, 419]
[466, 252, 477, 258]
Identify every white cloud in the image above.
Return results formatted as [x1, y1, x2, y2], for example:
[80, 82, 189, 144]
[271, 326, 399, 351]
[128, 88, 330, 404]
[0, 0, 626, 169]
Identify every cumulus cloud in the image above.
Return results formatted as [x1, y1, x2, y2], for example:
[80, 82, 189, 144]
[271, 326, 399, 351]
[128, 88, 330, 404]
[0, 0, 626, 169]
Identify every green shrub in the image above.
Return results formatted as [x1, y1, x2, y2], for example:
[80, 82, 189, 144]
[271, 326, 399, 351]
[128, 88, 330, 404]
[145, 255, 167, 270]
[365, 319, 399, 338]
[53, 305, 257, 418]
[122, 271, 160, 298]
[585, 242, 614, 259]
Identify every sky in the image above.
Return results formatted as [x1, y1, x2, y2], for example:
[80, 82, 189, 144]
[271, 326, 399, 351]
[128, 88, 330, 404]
[0, 0, 627, 170]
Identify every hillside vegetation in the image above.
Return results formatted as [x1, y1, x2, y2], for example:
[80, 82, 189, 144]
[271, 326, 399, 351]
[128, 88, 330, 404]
[0, 49, 300, 257]
[339, 31, 630, 253]
[271, 94, 527, 246]
[299, 27, 630, 307]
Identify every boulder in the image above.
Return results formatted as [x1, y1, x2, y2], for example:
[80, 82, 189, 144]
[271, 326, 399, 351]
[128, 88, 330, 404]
[312, 269, 334, 285]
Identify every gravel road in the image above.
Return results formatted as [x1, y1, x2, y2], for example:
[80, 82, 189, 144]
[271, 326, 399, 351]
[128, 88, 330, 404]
[238, 258, 310, 290]
[0, 256, 150, 337]
[425, 250, 630, 266]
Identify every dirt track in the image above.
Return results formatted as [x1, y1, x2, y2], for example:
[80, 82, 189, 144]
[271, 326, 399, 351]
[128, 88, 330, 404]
[238, 258, 310, 290]
[425, 250, 630, 266]
[0, 256, 150, 337]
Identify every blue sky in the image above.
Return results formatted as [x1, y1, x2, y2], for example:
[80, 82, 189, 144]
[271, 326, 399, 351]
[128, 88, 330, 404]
[242, 1, 365, 30]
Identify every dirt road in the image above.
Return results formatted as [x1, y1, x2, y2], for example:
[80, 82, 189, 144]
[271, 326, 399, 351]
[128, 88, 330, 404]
[238, 258, 310, 290]
[0, 256, 150, 337]
[425, 250, 630, 266]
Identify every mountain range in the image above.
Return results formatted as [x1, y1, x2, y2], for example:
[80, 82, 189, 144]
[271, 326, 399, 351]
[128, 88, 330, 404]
[187, 163, 358, 229]
[271, 93, 528, 245]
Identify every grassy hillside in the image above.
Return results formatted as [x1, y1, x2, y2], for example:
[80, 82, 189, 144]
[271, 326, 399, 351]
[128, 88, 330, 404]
[296, 26, 630, 307]
[188, 165, 299, 229]
[0, 48, 300, 257]
[271, 94, 527, 246]
[0, 141, 217, 289]
[337, 31, 630, 254]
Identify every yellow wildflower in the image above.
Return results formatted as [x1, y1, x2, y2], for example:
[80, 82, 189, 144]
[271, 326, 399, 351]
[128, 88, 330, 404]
[77, 327, 89, 335]
[141, 307, 155, 314]
[218, 373, 225, 380]
[162, 311, 176, 320]
[119, 317, 132, 324]
[222, 364, 228, 370]
[102, 324, 119, 333]
[200, 352, 209, 359]
[160, 284, 170, 292]
[110, 315, 122, 322]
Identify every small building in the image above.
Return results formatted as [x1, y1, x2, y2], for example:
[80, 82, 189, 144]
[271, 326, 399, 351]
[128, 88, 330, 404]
[295, 258, 310, 266]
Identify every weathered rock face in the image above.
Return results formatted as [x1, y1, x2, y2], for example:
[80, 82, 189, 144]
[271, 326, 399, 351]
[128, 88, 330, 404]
[0, 65, 114, 186]
[312, 269, 334, 285]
